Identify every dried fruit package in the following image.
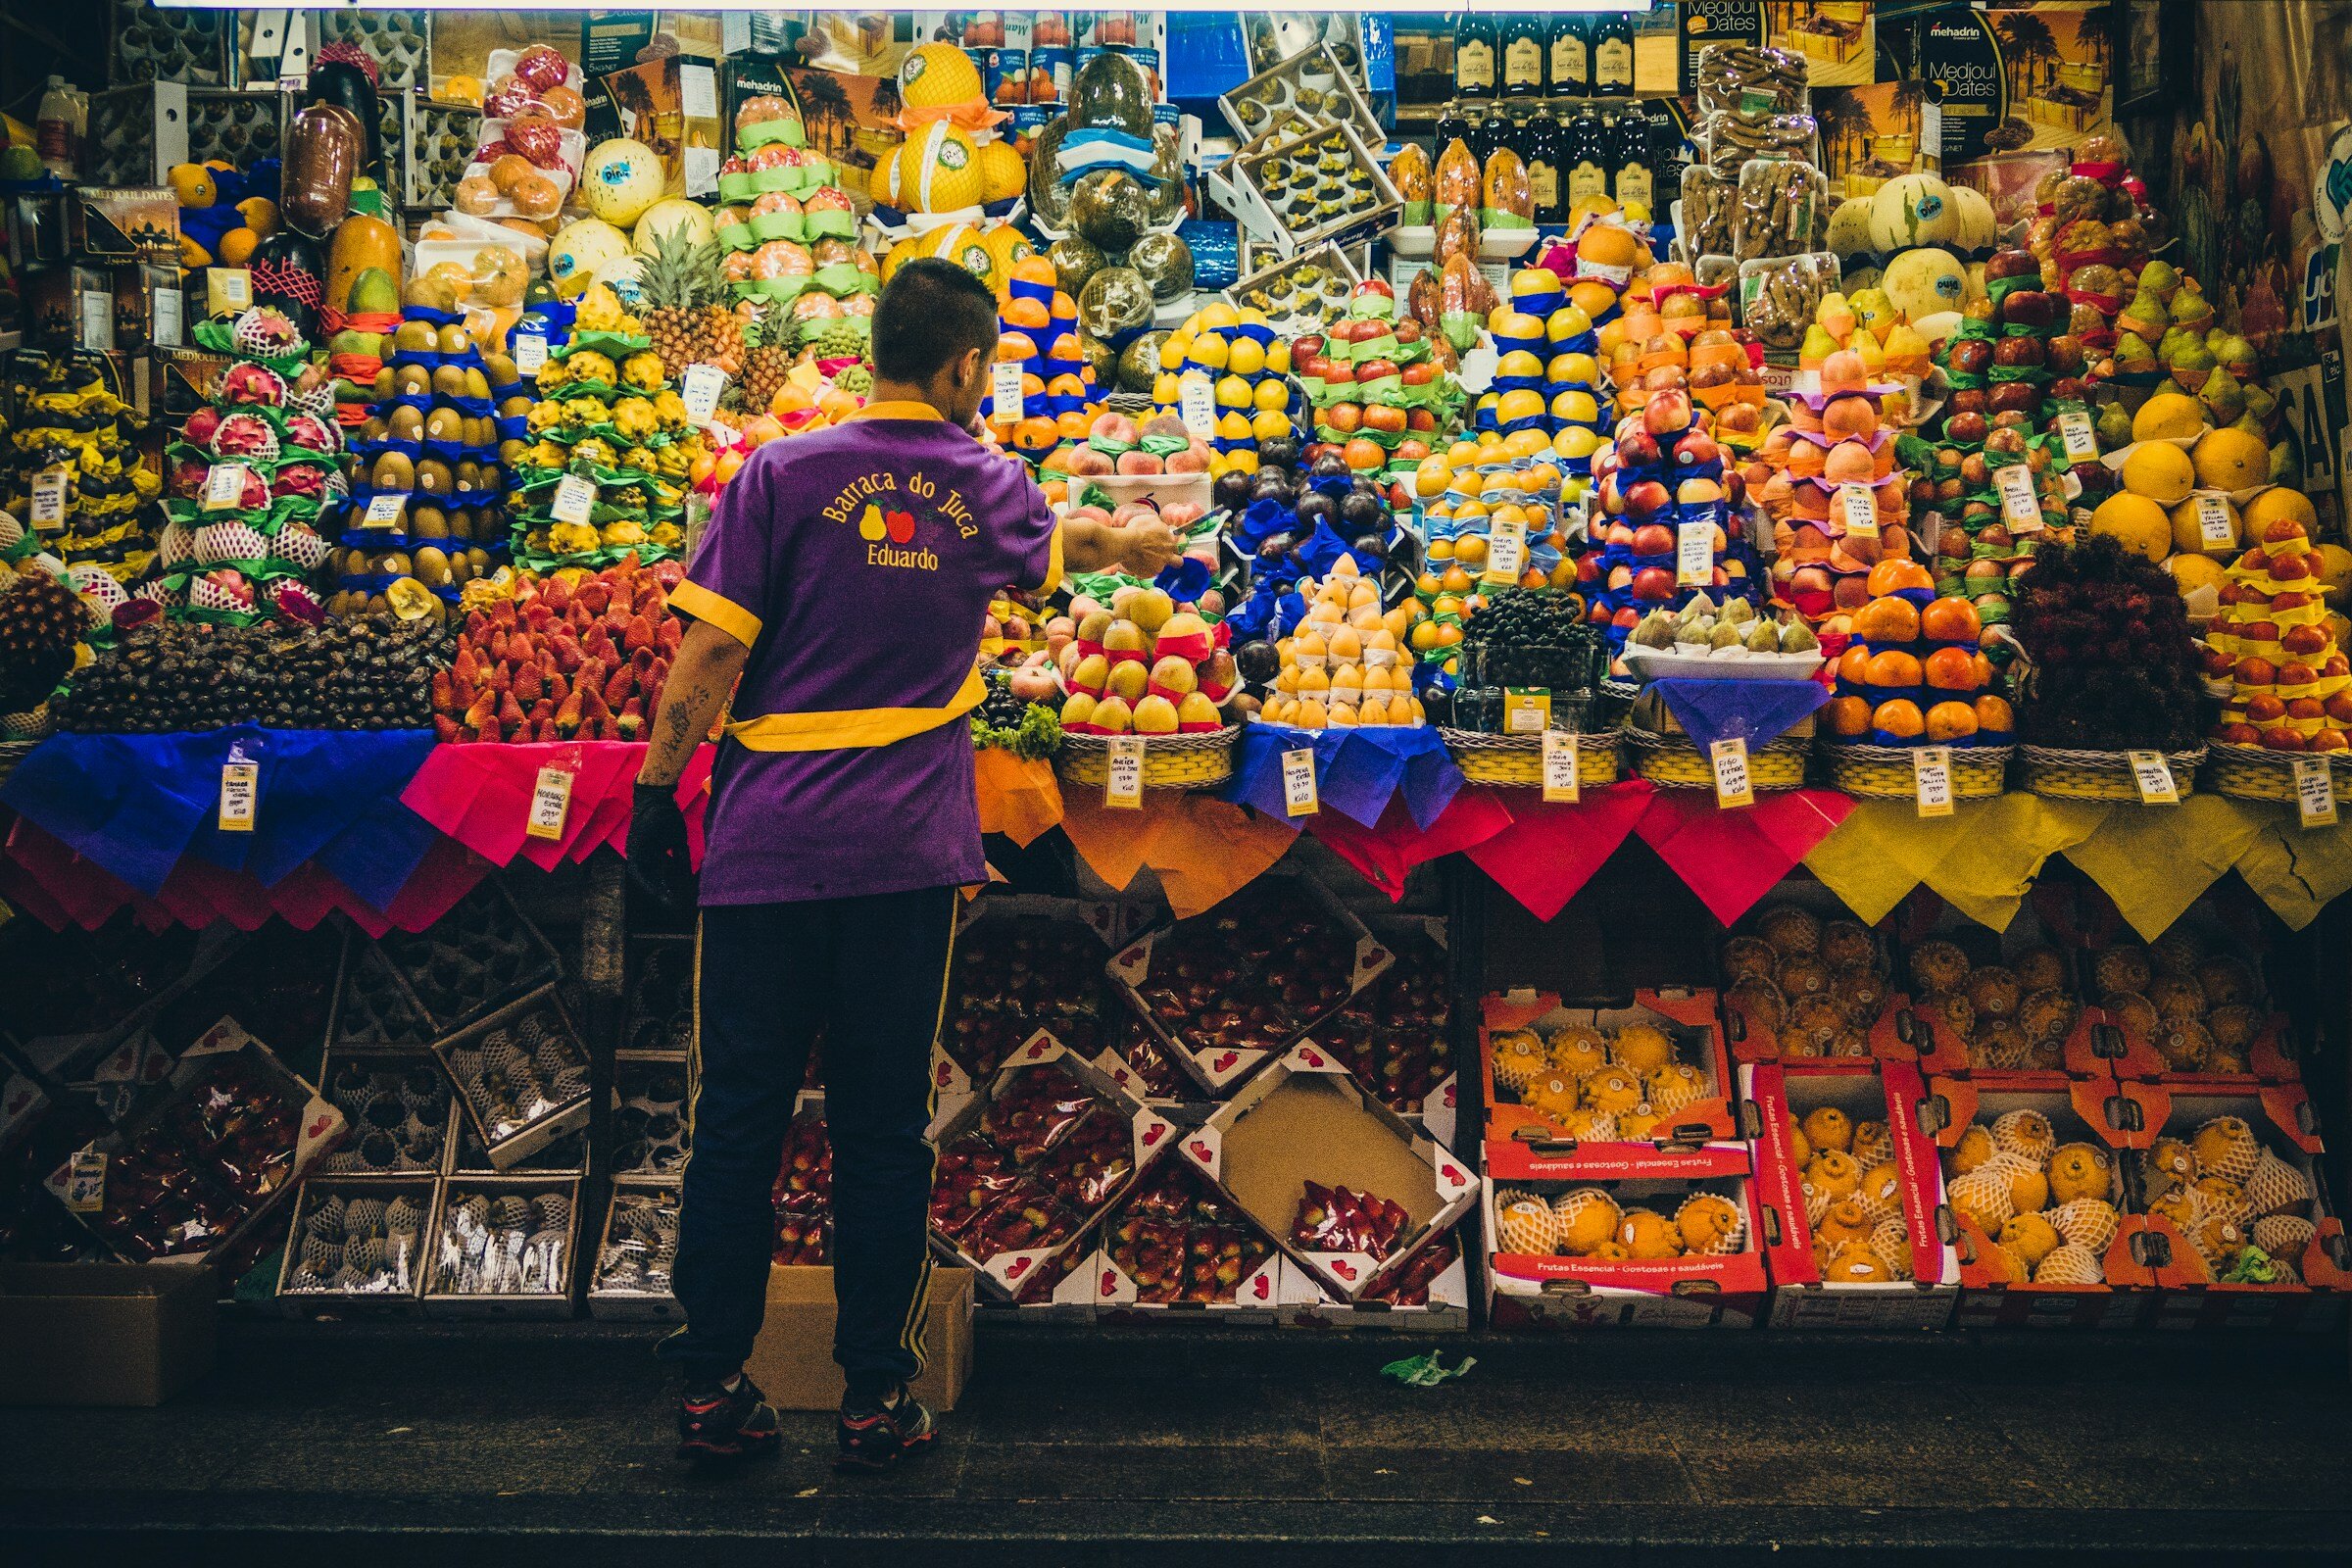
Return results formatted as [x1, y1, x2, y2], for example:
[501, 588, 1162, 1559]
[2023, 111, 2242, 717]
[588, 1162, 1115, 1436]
[931, 1133, 1020, 1238]
[1734, 158, 1829, 261]
[1433, 137, 1482, 218]
[1483, 147, 1533, 226]
[1690, 41, 1810, 118]
[1680, 164, 1738, 262]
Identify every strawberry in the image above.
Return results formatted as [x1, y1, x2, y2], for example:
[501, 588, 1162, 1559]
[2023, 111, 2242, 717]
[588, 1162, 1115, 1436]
[647, 655, 670, 689]
[507, 631, 537, 665]
[499, 692, 527, 729]
[577, 579, 611, 615]
[433, 714, 461, 744]
[543, 575, 574, 612]
[465, 610, 491, 641]
[454, 645, 482, 687]
[580, 683, 612, 723]
[651, 559, 684, 588]
[490, 662, 513, 694]
[531, 718, 557, 742]
[617, 696, 644, 737]
[555, 690, 584, 733]
[487, 627, 509, 662]
[524, 599, 553, 630]
[431, 669, 454, 710]
[489, 599, 517, 626]
[575, 657, 606, 693]
[550, 634, 583, 673]
[514, 663, 543, 703]
[583, 627, 616, 662]
[546, 671, 569, 707]
[623, 614, 654, 655]
[529, 698, 556, 727]
[464, 690, 496, 734]
[604, 663, 635, 706]
[656, 616, 681, 655]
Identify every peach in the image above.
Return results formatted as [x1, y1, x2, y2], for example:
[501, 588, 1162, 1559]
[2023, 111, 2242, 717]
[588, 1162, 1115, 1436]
[1115, 449, 1165, 475]
[1089, 412, 1139, 446]
[1065, 447, 1115, 477]
[1165, 445, 1210, 473]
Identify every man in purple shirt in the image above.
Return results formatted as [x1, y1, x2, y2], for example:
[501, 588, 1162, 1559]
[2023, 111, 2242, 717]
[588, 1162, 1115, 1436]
[629, 260, 1176, 1470]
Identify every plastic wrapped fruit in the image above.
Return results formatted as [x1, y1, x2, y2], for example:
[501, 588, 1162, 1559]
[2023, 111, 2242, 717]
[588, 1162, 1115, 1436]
[1026, 118, 1073, 228]
[1068, 169, 1152, 254]
[1048, 234, 1106, 298]
[1077, 267, 1154, 340]
[1068, 52, 1153, 137]
[1128, 230, 1195, 302]
[1116, 331, 1166, 392]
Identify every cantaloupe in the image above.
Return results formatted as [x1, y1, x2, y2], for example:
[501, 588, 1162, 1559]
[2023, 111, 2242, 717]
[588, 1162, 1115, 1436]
[327, 213, 401, 313]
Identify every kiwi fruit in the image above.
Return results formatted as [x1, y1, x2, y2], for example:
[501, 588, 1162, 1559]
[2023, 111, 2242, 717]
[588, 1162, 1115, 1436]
[430, 365, 467, 400]
[371, 368, 396, 401]
[389, 406, 425, 444]
[466, 548, 491, 574]
[412, 546, 453, 586]
[436, 324, 471, 357]
[500, 439, 527, 466]
[475, 465, 503, 494]
[410, 505, 448, 538]
[394, 365, 430, 400]
[414, 459, 452, 496]
[462, 368, 490, 401]
[423, 408, 463, 443]
[371, 451, 415, 491]
[481, 353, 517, 386]
[498, 394, 532, 419]
[360, 415, 390, 444]
[465, 416, 493, 448]
[392, 320, 436, 354]
[455, 460, 482, 493]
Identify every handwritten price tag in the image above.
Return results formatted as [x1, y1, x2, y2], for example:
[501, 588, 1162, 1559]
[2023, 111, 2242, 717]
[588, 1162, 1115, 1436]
[1483, 514, 1527, 585]
[1710, 737, 1755, 808]
[1179, 375, 1217, 440]
[1913, 746, 1954, 818]
[681, 364, 727, 426]
[203, 463, 249, 512]
[1282, 748, 1319, 816]
[29, 466, 68, 528]
[363, 492, 407, 530]
[1838, 482, 1879, 541]
[525, 766, 574, 841]
[2056, 409, 2099, 461]
[1542, 728, 1580, 803]
[513, 333, 548, 377]
[991, 361, 1026, 423]
[1103, 734, 1144, 809]
[1994, 465, 2043, 532]
[551, 473, 598, 526]
[2194, 493, 2236, 550]
[2293, 756, 2338, 828]
[63, 1150, 106, 1213]
[218, 760, 259, 832]
[2126, 749, 2180, 805]
[1676, 518, 1714, 588]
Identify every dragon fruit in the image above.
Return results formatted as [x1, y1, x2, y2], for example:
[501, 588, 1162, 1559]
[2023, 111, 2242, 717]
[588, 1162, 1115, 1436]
[269, 580, 326, 623]
[193, 519, 269, 565]
[182, 406, 225, 448]
[217, 361, 289, 407]
[189, 570, 258, 613]
[134, 577, 186, 610]
[270, 463, 331, 501]
[284, 413, 341, 455]
[211, 412, 281, 462]
[230, 306, 303, 360]
[68, 564, 129, 618]
[157, 520, 196, 567]
[269, 523, 330, 570]
[289, 367, 336, 420]
[169, 457, 212, 499]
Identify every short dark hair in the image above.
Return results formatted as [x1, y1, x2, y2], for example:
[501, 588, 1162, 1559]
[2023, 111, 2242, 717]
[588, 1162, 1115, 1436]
[871, 258, 1000, 383]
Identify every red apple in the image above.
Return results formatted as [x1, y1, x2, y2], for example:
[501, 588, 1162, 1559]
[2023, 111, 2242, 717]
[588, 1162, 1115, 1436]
[1631, 522, 1674, 557]
[1631, 566, 1677, 601]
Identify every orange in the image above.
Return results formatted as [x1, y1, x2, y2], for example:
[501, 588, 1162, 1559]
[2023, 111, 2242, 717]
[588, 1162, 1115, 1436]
[1012, 416, 1058, 453]
[1925, 701, 1980, 743]
[1975, 695, 2016, 733]
[1011, 256, 1057, 289]
[1919, 596, 1981, 643]
[1004, 297, 1051, 330]
[1923, 647, 1979, 690]
[1872, 699, 1925, 739]
[1837, 646, 1870, 687]
[1826, 695, 1873, 737]
[1852, 597, 1919, 643]
[1864, 650, 1922, 688]
[1865, 558, 1934, 598]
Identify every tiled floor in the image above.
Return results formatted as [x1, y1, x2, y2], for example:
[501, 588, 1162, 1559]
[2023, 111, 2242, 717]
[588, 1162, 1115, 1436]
[3, 1318, 2347, 1564]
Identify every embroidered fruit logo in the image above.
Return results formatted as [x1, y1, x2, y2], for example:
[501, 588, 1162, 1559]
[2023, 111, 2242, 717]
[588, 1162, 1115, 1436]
[857, 504, 917, 543]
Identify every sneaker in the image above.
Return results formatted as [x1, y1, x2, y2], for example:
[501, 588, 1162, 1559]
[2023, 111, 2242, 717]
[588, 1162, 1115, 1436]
[835, 1386, 937, 1473]
[676, 1374, 782, 1463]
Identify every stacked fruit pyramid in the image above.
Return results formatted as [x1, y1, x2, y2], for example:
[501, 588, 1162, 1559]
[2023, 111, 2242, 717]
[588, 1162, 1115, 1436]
[1943, 1108, 2120, 1287]
[4, 352, 160, 592]
[1140, 300, 1294, 478]
[1255, 557, 1426, 730]
[510, 286, 707, 571]
[155, 307, 340, 622]
[334, 278, 516, 618]
[713, 98, 880, 359]
[1055, 578, 1232, 739]
[1746, 346, 1917, 626]
[1585, 379, 1759, 648]
[1918, 248, 2081, 633]
[2203, 500, 2352, 754]
[1413, 427, 1578, 614]
[987, 257, 1106, 472]
[1299, 280, 1459, 485]
[1821, 560, 2013, 750]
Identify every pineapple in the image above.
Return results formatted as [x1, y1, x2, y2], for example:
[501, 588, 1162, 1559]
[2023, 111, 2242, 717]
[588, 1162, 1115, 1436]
[735, 303, 791, 415]
[0, 567, 90, 711]
[639, 226, 723, 380]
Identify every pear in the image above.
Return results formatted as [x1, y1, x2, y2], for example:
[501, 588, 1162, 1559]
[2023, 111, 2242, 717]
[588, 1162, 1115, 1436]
[2156, 325, 2200, 367]
[1676, 618, 1712, 648]
[2243, 382, 2278, 425]
[1778, 619, 1820, 653]
[1680, 591, 1718, 623]
[2096, 402, 2134, 450]
[2115, 331, 2157, 372]
[2136, 259, 2180, 303]
[2214, 332, 2260, 380]
[1630, 610, 1677, 649]
[2272, 441, 2298, 485]
[1799, 322, 1841, 366]
[1722, 596, 1757, 626]
[2169, 284, 2214, 330]
[2230, 411, 2268, 440]
[2198, 367, 2245, 427]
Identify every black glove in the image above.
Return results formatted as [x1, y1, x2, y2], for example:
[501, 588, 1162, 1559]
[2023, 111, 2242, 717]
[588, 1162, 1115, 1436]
[627, 781, 697, 912]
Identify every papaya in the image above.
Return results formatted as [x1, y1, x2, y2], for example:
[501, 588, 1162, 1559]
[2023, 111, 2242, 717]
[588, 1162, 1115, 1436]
[327, 214, 402, 313]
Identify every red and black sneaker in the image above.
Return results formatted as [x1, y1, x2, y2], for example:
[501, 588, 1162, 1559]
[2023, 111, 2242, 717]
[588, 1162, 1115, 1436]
[835, 1386, 936, 1473]
[676, 1375, 782, 1463]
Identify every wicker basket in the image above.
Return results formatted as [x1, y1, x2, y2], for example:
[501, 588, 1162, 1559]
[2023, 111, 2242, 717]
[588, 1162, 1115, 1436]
[2018, 745, 2207, 802]
[1824, 743, 2013, 800]
[0, 736, 35, 790]
[1054, 727, 1238, 791]
[1624, 728, 1810, 792]
[2204, 742, 2352, 807]
[1440, 728, 1621, 788]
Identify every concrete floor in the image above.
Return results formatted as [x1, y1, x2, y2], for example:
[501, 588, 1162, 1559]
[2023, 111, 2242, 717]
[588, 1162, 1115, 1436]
[3, 1319, 2349, 1565]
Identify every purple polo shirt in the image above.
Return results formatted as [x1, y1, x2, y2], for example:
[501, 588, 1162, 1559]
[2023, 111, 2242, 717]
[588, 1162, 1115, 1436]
[670, 402, 1059, 905]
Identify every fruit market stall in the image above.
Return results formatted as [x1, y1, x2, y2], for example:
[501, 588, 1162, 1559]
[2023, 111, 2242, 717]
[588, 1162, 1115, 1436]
[2, 4, 2350, 1346]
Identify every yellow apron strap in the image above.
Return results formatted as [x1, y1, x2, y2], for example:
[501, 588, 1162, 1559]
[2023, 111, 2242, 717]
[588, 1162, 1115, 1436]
[722, 665, 990, 752]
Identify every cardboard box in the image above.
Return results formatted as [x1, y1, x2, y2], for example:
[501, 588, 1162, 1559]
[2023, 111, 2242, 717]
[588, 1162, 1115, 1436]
[1089, 1157, 1292, 1324]
[2127, 1085, 2349, 1332]
[1917, 1076, 2152, 1330]
[745, 1265, 974, 1412]
[1286, 1235, 1472, 1332]
[0, 1263, 217, 1406]
[1483, 1172, 1772, 1330]
[421, 1175, 581, 1318]
[945, 892, 1139, 1113]
[1747, 1060, 1961, 1330]
[1107, 871, 1393, 1096]
[1179, 1043, 1475, 1299]
[1312, 916, 1459, 1145]
[431, 986, 593, 1171]
[1481, 988, 1738, 1166]
[927, 1033, 1173, 1300]
[273, 1175, 439, 1316]
[587, 1177, 682, 1321]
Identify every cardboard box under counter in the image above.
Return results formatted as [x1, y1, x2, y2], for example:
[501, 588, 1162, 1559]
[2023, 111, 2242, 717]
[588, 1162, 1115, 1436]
[746, 1264, 974, 1412]
[0, 1262, 216, 1406]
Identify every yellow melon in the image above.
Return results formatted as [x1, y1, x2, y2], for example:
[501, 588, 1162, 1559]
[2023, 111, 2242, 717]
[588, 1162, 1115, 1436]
[2242, 484, 2319, 539]
[2089, 492, 2173, 564]
[899, 41, 985, 110]
[2132, 390, 2206, 444]
[2191, 425, 2269, 493]
[2166, 553, 2227, 596]
[2316, 543, 2352, 609]
[2120, 441, 2195, 506]
[892, 122, 986, 214]
[2168, 493, 2239, 557]
[976, 139, 1027, 205]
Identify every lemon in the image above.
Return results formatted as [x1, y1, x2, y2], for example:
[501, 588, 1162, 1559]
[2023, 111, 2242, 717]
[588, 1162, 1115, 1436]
[1188, 331, 1229, 370]
[1227, 337, 1266, 378]
[1250, 408, 1292, 441]
[1252, 378, 1288, 412]
[1215, 373, 1252, 409]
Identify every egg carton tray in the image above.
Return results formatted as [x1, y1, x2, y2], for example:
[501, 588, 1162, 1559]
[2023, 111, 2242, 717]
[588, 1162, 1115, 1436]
[273, 1174, 439, 1313]
[1226, 121, 1401, 258]
[588, 1178, 682, 1320]
[448, 1117, 587, 1177]
[108, 0, 228, 88]
[326, 928, 436, 1053]
[423, 1175, 581, 1317]
[376, 876, 564, 1039]
[612, 1052, 691, 1176]
[391, 89, 482, 214]
[622, 936, 695, 1056]
[433, 985, 593, 1171]
[1220, 42, 1385, 157]
[1225, 241, 1365, 339]
[317, 11, 426, 90]
[86, 86, 283, 188]
[317, 1052, 453, 1175]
